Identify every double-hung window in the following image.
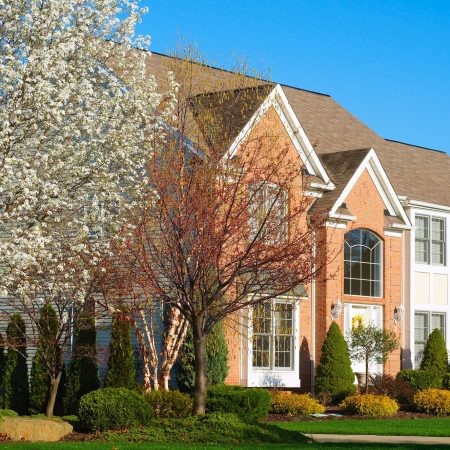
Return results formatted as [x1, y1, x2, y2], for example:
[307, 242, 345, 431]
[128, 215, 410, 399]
[252, 301, 294, 370]
[414, 311, 446, 367]
[415, 215, 446, 266]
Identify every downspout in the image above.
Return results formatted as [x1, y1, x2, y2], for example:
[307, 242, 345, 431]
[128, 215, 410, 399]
[310, 230, 316, 394]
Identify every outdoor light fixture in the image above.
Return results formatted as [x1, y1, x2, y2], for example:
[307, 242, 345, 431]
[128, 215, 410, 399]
[394, 304, 404, 324]
[331, 298, 343, 321]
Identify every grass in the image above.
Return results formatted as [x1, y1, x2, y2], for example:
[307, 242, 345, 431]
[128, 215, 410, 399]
[275, 417, 450, 437]
[3, 443, 450, 450]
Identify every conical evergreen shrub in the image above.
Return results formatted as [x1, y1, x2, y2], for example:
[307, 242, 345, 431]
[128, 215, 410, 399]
[104, 314, 135, 389]
[315, 322, 356, 402]
[177, 321, 229, 393]
[3, 314, 29, 414]
[420, 328, 449, 376]
[0, 333, 5, 388]
[64, 314, 100, 414]
[30, 304, 59, 414]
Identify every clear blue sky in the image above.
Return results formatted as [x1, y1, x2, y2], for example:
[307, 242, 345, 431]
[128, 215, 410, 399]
[137, 0, 450, 153]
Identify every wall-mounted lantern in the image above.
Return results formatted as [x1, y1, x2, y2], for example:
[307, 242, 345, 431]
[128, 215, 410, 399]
[331, 298, 343, 321]
[394, 304, 404, 324]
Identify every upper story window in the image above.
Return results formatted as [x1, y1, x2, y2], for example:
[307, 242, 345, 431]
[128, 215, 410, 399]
[248, 183, 288, 243]
[344, 228, 382, 297]
[415, 215, 446, 266]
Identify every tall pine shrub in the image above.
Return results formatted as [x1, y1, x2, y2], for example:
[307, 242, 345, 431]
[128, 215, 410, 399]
[3, 314, 29, 414]
[0, 333, 5, 406]
[315, 322, 356, 402]
[177, 322, 229, 393]
[420, 328, 448, 377]
[104, 314, 136, 389]
[64, 313, 100, 414]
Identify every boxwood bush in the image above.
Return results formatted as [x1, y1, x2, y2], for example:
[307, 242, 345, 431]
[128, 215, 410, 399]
[271, 392, 325, 416]
[79, 388, 153, 431]
[206, 385, 271, 422]
[0, 409, 18, 417]
[413, 389, 450, 416]
[145, 390, 192, 418]
[397, 369, 443, 390]
[340, 394, 399, 417]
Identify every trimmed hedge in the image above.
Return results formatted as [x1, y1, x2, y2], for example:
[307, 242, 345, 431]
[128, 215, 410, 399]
[79, 388, 153, 431]
[271, 392, 325, 416]
[340, 394, 399, 417]
[206, 385, 271, 422]
[413, 389, 450, 416]
[145, 390, 192, 418]
[397, 369, 442, 390]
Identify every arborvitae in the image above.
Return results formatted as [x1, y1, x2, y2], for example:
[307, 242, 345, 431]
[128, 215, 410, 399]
[177, 322, 229, 393]
[3, 314, 29, 414]
[64, 314, 100, 414]
[315, 322, 356, 402]
[30, 304, 59, 414]
[420, 328, 449, 376]
[104, 314, 136, 389]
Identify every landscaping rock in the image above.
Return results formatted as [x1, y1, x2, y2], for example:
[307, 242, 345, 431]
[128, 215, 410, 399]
[0, 416, 73, 442]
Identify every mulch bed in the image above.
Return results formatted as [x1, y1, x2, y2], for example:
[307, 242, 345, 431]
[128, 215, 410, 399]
[266, 408, 433, 422]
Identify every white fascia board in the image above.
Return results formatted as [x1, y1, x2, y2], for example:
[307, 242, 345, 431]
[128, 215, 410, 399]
[329, 212, 357, 221]
[384, 229, 403, 238]
[407, 199, 450, 213]
[325, 220, 347, 229]
[329, 148, 412, 228]
[225, 84, 333, 187]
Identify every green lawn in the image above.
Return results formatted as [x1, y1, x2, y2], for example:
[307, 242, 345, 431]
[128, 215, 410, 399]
[276, 417, 450, 437]
[3, 443, 450, 450]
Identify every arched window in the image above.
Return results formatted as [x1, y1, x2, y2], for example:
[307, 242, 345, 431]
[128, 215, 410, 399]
[344, 229, 382, 297]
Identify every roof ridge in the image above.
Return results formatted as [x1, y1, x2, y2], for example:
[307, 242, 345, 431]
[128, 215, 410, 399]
[149, 50, 331, 98]
[384, 138, 447, 155]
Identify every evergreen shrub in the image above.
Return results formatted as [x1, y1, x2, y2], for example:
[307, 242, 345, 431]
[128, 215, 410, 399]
[79, 387, 153, 431]
[271, 392, 325, 416]
[413, 388, 450, 416]
[3, 314, 29, 414]
[397, 369, 443, 390]
[104, 314, 136, 389]
[340, 394, 399, 417]
[64, 314, 100, 414]
[420, 329, 449, 377]
[145, 390, 192, 418]
[177, 322, 229, 393]
[315, 322, 356, 402]
[206, 385, 271, 422]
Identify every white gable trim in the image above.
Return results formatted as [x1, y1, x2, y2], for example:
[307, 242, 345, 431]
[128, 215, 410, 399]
[225, 84, 333, 187]
[330, 148, 412, 228]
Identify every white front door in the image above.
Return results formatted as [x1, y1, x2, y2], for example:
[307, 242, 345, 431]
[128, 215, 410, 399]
[344, 304, 383, 374]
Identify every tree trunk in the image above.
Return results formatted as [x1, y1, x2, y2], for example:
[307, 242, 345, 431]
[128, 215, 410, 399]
[192, 320, 207, 415]
[46, 372, 61, 417]
[365, 352, 369, 394]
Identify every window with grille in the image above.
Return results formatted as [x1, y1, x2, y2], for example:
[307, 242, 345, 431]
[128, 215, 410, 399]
[414, 311, 446, 367]
[344, 229, 382, 297]
[415, 215, 446, 266]
[248, 183, 288, 243]
[252, 301, 294, 369]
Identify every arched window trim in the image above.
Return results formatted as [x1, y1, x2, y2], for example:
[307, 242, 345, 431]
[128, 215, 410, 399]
[344, 228, 383, 298]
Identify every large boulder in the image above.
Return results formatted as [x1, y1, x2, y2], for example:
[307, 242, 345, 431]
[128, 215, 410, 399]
[0, 416, 73, 442]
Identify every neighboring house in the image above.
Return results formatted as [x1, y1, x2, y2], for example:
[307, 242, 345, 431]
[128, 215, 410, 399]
[1, 51, 448, 393]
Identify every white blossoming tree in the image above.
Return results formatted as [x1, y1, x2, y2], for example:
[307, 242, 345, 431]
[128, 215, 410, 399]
[0, 0, 177, 416]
